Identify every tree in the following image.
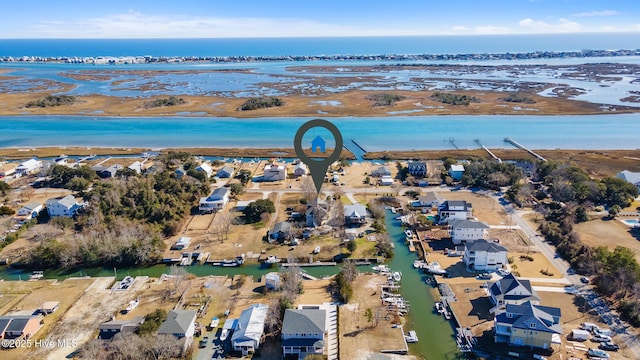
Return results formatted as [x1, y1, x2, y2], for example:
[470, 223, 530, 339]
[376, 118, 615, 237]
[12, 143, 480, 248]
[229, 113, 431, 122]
[235, 169, 253, 185]
[242, 198, 275, 223]
[364, 308, 373, 325]
[0, 205, 15, 216]
[0, 181, 10, 195]
[137, 309, 168, 335]
[602, 177, 639, 208]
[608, 204, 621, 218]
[67, 177, 90, 192]
[229, 183, 244, 197]
[346, 240, 357, 253]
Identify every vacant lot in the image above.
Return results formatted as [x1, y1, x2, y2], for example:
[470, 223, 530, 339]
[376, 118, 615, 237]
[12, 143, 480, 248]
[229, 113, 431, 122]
[574, 217, 640, 262]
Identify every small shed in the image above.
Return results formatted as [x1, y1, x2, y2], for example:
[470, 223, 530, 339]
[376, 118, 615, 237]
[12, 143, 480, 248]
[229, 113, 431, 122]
[265, 272, 281, 290]
[40, 301, 60, 314]
[172, 237, 191, 250]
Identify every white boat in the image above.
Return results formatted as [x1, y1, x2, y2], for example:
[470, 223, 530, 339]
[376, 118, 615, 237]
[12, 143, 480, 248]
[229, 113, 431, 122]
[405, 330, 419, 343]
[313, 246, 321, 254]
[435, 302, 445, 314]
[125, 299, 139, 312]
[29, 271, 44, 280]
[425, 262, 447, 275]
[208, 317, 220, 330]
[444, 311, 451, 320]
[413, 260, 426, 269]
[405, 229, 413, 237]
[372, 264, 390, 273]
[392, 271, 402, 282]
[265, 255, 279, 264]
[220, 328, 229, 341]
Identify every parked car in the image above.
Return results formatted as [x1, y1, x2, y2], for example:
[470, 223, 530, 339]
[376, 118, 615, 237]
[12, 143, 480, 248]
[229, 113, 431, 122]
[477, 273, 492, 280]
[598, 342, 619, 351]
[581, 276, 590, 284]
[592, 334, 612, 342]
[497, 269, 510, 276]
[199, 336, 209, 348]
[587, 348, 610, 358]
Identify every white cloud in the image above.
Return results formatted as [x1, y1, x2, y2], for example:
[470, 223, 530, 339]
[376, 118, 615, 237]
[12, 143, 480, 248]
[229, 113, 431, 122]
[572, 10, 618, 17]
[518, 18, 581, 33]
[452, 26, 470, 32]
[473, 26, 510, 35]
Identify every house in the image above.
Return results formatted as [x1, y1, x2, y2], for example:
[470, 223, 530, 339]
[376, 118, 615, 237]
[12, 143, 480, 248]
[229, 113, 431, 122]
[157, 310, 197, 351]
[449, 219, 490, 245]
[263, 163, 286, 181]
[437, 200, 473, 224]
[195, 162, 213, 178]
[293, 163, 307, 177]
[306, 199, 329, 227]
[199, 187, 229, 213]
[217, 165, 235, 178]
[463, 239, 508, 271]
[231, 304, 269, 355]
[0, 162, 18, 178]
[265, 272, 280, 290]
[39, 301, 60, 315]
[46, 195, 83, 217]
[617, 170, 640, 192]
[494, 301, 562, 350]
[17, 202, 44, 219]
[16, 158, 42, 175]
[282, 308, 327, 359]
[311, 136, 326, 153]
[344, 204, 367, 225]
[0, 315, 42, 339]
[407, 161, 427, 178]
[127, 161, 144, 174]
[172, 237, 191, 250]
[268, 222, 292, 243]
[414, 191, 444, 209]
[94, 164, 123, 178]
[379, 175, 394, 186]
[449, 164, 465, 181]
[371, 166, 391, 178]
[489, 273, 541, 307]
[98, 316, 145, 340]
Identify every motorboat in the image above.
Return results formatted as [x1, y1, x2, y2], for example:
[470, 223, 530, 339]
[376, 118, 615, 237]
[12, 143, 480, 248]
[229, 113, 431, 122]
[29, 271, 44, 280]
[413, 260, 426, 269]
[405, 330, 419, 343]
[372, 264, 390, 273]
[435, 302, 445, 314]
[125, 299, 139, 312]
[391, 271, 402, 282]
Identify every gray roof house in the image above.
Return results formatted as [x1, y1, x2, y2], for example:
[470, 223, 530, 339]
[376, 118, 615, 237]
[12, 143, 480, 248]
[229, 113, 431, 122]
[371, 166, 391, 178]
[463, 239, 508, 271]
[268, 222, 292, 243]
[217, 165, 235, 178]
[157, 310, 197, 339]
[415, 191, 444, 208]
[344, 204, 367, 225]
[617, 170, 640, 191]
[282, 308, 327, 359]
[98, 316, 145, 340]
[46, 195, 83, 217]
[449, 219, 490, 245]
[407, 161, 427, 177]
[489, 273, 540, 308]
[494, 301, 562, 349]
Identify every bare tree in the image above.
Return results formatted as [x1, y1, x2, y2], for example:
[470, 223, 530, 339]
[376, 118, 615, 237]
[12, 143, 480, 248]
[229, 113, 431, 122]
[341, 259, 359, 283]
[217, 210, 236, 241]
[170, 265, 188, 294]
[148, 334, 183, 360]
[301, 177, 318, 204]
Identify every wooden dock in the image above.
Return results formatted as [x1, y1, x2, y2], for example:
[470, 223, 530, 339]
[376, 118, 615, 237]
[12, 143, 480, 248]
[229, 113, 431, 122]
[504, 137, 547, 162]
[281, 262, 337, 267]
[476, 139, 502, 163]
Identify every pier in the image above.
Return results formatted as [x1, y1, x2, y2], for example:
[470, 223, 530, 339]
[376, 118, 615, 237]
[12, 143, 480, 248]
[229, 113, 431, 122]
[504, 137, 547, 162]
[280, 261, 337, 267]
[344, 139, 368, 162]
[475, 139, 502, 163]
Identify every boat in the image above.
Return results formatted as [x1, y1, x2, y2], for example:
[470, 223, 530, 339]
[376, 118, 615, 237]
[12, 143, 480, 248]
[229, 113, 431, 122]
[207, 317, 220, 330]
[29, 271, 44, 280]
[265, 255, 279, 264]
[372, 264, 390, 273]
[405, 330, 419, 343]
[435, 302, 445, 314]
[125, 299, 139, 312]
[443, 309, 452, 320]
[413, 260, 426, 269]
[425, 262, 448, 275]
[313, 246, 321, 254]
[392, 271, 402, 282]
[220, 328, 230, 341]
[179, 253, 192, 266]
[405, 229, 413, 238]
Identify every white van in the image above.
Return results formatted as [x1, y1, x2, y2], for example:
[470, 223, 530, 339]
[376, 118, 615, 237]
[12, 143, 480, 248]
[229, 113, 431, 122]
[595, 328, 612, 336]
[581, 322, 600, 332]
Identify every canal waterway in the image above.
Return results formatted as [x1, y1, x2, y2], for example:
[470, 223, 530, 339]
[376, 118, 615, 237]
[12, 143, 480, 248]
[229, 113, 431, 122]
[384, 211, 459, 359]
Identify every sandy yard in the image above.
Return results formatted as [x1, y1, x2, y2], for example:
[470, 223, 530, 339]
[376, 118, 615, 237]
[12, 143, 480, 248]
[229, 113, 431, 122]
[296, 279, 333, 305]
[574, 217, 640, 262]
[339, 273, 414, 360]
[441, 190, 509, 226]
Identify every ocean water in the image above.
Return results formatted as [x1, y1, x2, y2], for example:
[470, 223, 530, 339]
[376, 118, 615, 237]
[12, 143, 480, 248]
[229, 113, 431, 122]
[1, 114, 639, 151]
[2, 33, 640, 58]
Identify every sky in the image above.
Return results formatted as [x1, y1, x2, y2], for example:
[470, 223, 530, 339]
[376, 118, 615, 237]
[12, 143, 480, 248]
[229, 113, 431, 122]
[1, 0, 639, 38]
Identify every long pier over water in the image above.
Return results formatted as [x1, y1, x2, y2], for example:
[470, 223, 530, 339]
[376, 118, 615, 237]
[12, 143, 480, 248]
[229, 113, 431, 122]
[504, 137, 547, 162]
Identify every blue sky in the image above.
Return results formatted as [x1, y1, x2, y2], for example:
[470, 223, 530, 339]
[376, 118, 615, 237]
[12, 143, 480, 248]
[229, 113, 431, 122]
[1, 0, 639, 38]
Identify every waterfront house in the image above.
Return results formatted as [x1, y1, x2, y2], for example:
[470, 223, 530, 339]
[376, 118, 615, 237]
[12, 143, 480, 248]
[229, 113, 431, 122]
[414, 191, 444, 209]
[344, 204, 367, 225]
[494, 301, 562, 350]
[157, 310, 197, 352]
[98, 316, 145, 340]
[616, 170, 640, 192]
[46, 195, 83, 217]
[268, 222, 292, 243]
[449, 219, 490, 245]
[263, 163, 286, 181]
[174, 166, 186, 178]
[489, 273, 541, 308]
[127, 161, 144, 174]
[16, 158, 42, 176]
[94, 164, 123, 178]
[231, 304, 269, 355]
[437, 200, 473, 224]
[379, 175, 394, 186]
[306, 199, 329, 227]
[293, 163, 308, 177]
[195, 162, 213, 178]
[282, 308, 327, 359]
[0, 315, 42, 339]
[407, 161, 427, 178]
[217, 165, 235, 178]
[371, 166, 392, 178]
[199, 187, 229, 213]
[463, 239, 507, 271]
[449, 164, 465, 181]
[17, 202, 44, 219]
